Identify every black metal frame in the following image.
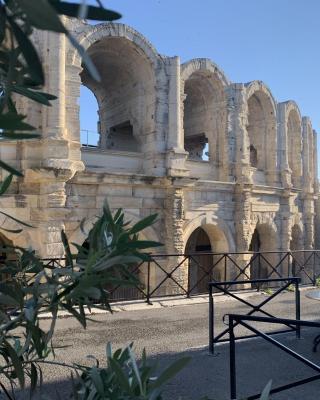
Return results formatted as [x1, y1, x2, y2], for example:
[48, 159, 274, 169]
[228, 314, 320, 400]
[208, 277, 301, 354]
[38, 250, 320, 303]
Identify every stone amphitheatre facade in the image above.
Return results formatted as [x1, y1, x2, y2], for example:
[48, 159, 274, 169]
[0, 21, 319, 288]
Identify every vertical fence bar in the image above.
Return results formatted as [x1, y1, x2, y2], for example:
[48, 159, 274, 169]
[146, 260, 151, 305]
[229, 316, 237, 400]
[209, 284, 214, 354]
[288, 252, 290, 278]
[295, 279, 301, 339]
[313, 251, 316, 285]
[187, 255, 191, 298]
[224, 255, 227, 290]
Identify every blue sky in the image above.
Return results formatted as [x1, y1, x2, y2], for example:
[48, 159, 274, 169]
[80, 0, 320, 154]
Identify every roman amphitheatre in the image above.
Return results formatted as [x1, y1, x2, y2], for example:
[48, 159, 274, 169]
[1, 20, 319, 297]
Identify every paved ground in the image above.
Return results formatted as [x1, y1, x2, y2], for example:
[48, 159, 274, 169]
[12, 289, 320, 398]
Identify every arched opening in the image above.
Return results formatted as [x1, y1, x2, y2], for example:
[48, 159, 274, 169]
[80, 85, 100, 147]
[249, 224, 278, 286]
[80, 36, 156, 154]
[290, 224, 304, 278]
[185, 224, 229, 294]
[287, 110, 302, 187]
[183, 70, 226, 177]
[247, 90, 276, 183]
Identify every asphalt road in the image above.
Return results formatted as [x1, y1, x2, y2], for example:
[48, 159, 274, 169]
[11, 290, 320, 399]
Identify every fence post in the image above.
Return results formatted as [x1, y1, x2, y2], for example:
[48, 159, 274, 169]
[295, 279, 301, 339]
[146, 260, 152, 305]
[313, 251, 316, 285]
[229, 316, 237, 400]
[187, 255, 191, 298]
[209, 285, 214, 354]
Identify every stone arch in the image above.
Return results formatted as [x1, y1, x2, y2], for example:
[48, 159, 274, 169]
[66, 23, 163, 164]
[0, 213, 32, 251]
[245, 81, 277, 184]
[183, 214, 234, 293]
[284, 101, 303, 187]
[249, 214, 279, 282]
[181, 59, 229, 180]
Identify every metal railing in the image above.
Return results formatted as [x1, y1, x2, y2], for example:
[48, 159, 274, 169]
[227, 314, 320, 400]
[80, 129, 99, 148]
[37, 250, 320, 303]
[208, 277, 301, 354]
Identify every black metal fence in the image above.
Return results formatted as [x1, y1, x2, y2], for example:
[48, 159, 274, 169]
[40, 250, 320, 303]
[208, 277, 301, 355]
[227, 314, 320, 400]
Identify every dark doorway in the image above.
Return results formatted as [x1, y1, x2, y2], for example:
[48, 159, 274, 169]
[249, 229, 263, 286]
[186, 227, 214, 294]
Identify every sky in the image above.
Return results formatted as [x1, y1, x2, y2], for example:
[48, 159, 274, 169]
[80, 0, 320, 156]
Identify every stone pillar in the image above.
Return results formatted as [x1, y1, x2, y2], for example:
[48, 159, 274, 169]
[164, 186, 188, 294]
[277, 103, 291, 188]
[302, 118, 312, 192]
[234, 185, 253, 284]
[227, 84, 252, 184]
[166, 57, 189, 177]
[313, 130, 319, 193]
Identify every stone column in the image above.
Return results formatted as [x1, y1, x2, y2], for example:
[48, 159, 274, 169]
[227, 84, 252, 184]
[164, 186, 188, 294]
[277, 103, 291, 188]
[234, 185, 253, 284]
[302, 118, 312, 193]
[166, 57, 189, 177]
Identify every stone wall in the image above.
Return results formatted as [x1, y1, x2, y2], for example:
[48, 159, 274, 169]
[0, 21, 318, 278]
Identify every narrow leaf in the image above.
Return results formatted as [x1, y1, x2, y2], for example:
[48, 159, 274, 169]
[0, 174, 13, 195]
[49, 1, 121, 21]
[16, 0, 66, 33]
[7, 16, 44, 84]
[0, 160, 23, 176]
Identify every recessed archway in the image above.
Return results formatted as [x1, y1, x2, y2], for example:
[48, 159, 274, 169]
[249, 223, 278, 284]
[246, 82, 277, 184]
[290, 224, 304, 278]
[185, 223, 230, 294]
[80, 35, 156, 154]
[181, 60, 228, 180]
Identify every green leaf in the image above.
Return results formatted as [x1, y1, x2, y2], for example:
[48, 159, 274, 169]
[16, 0, 67, 33]
[129, 214, 158, 235]
[1, 132, 40, 140]
[4, 340, 25, 388]
[0, 113, 35, 131]
[49, 1, 121, 21]
[7, 16, 44, 85]
[108, 357, 132, 393]
[150, 357, 191, 390]
[0, 210, 33, 227]
[0, 227, 23, 234]
[30, 363, 38, 393]
[259, 380, 272, 400]
[89, 367, 104, 397]
[61, 230, 73, 268]
[128, 347, 143, 393]
[0, 160, 23, 176]
[0, 174, 13, 195]
[12, 85, 57, 106]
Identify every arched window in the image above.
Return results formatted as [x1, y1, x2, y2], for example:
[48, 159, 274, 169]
[80, 37, 156, 154]
[80, 85, 100, 147]
[182, 67, 227, 179]
[246, 87, 277, 184]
